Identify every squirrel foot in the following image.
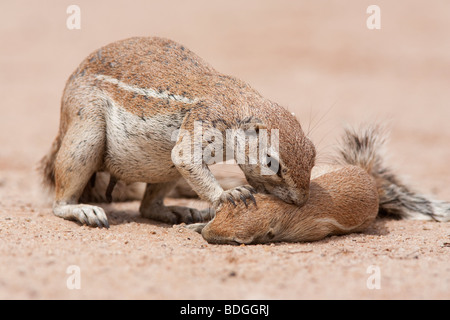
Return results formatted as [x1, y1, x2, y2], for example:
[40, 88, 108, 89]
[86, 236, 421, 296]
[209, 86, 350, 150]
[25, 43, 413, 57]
[184, 222, 208, 234]
[140, 205, 214, 225]
[53, 204, 109, 228]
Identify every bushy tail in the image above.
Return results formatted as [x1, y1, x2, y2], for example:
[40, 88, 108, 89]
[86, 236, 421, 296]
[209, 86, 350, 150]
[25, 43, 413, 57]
[336, 124, 450, 222]
[38, 134, 62, 191]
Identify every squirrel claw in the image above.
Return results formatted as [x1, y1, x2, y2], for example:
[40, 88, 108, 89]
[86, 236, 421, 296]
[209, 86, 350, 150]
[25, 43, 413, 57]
[248, 193, 257, 206]
[244, 185, 257, 194]
[239, 194, 248, 208]
[215, 185, 258, 210]
[227, 195, 237, 207]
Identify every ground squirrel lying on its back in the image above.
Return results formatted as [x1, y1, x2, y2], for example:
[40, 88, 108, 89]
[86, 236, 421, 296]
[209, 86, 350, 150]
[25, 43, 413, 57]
[194, 125, 450, 244]
[39, 37, 316, 228]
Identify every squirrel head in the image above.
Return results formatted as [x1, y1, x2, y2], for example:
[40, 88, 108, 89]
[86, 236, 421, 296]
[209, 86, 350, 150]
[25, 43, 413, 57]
[202, 193, 294, 245]
[239, 111, 316, 207]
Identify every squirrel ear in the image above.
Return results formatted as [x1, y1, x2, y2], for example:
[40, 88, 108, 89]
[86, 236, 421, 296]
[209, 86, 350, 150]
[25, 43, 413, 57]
[253, 122, 267, 133]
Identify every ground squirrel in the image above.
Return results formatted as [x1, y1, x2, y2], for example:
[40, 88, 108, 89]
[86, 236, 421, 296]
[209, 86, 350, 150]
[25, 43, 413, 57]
[195, 125, 450, 244]
[39, 37, 316, 228]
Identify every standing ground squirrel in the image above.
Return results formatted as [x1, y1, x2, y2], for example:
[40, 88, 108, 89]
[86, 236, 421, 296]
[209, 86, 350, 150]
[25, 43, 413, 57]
[39, 37, 316, 228]
[197, 125, 450, 244]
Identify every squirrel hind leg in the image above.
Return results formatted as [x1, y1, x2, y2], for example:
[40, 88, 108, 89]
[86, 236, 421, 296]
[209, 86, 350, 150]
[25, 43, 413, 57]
[52, 112, 109, 227]
[79, 172, 145, 203]
[105, 175, 118, 203]
[139, 181, 214, 224]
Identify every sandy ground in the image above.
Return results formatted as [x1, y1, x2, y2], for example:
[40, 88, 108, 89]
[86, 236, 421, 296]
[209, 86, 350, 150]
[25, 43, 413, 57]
[0, 1, 449, 299]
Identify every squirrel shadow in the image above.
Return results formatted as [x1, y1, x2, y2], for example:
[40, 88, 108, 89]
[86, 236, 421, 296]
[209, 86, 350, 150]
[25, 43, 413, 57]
[94, 199, 391, 240]
[363, 217, 390, 236]
[310, 217, 390, 246]
[94, 200, 210, 228]
[91, 202, 170, 228]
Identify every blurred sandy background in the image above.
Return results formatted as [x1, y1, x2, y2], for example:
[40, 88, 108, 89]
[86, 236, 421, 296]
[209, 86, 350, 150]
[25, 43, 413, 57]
[0, 1, 449, 299]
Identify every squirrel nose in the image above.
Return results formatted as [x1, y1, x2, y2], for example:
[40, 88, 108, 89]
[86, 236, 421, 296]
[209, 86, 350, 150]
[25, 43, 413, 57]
[293, 188, 309, 206]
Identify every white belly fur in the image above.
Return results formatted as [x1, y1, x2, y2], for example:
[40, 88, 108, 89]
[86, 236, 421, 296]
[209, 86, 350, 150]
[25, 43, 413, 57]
[104, 99, 184, 183]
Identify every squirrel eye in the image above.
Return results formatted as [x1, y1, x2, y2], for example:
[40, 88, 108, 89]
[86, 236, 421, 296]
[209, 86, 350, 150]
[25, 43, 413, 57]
[265, 155, 281, 177]
[276, 166, 283, 178]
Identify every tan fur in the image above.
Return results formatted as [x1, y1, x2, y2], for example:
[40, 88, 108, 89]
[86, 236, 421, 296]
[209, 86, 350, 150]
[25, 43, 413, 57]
[39, 37, 315, 227]
[200, 165, 379, 244]
[196, 125, 450, 244]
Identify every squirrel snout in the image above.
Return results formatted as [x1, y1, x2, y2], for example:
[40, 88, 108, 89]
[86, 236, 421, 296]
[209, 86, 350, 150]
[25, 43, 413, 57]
[271, 186, 309, 207]
[290, 188, 310, 207]
[264, 184, 310, 207]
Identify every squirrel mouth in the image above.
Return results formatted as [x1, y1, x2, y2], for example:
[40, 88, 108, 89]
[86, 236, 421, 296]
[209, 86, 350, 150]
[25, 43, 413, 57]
[249, 182, 307, 206]
[271, 186, 309, 207]
[255, 185, 268, 193]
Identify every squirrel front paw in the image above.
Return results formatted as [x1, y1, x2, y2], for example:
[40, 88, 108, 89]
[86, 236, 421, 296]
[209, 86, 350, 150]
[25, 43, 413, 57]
[213, 185, 257, 210]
